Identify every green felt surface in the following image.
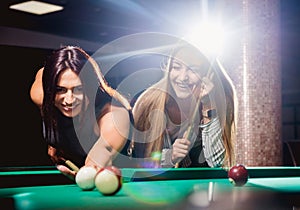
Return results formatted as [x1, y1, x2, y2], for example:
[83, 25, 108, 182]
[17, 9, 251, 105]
[0, 167, 299, 210]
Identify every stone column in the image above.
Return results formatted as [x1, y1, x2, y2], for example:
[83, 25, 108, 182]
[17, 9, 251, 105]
[218, 0, 282, 166]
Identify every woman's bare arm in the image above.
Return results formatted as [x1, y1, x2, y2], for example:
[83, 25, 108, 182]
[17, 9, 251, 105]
[30, 68, 44, 108]
[85, 105, 130, 168]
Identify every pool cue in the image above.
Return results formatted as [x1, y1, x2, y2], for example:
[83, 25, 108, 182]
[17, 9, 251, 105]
[174, 64, 214, 168]
[77, 48, 132, 111]
[65, 160, 80, 172]
[61, 158, 80, 172]
[174, 91, 202, 168]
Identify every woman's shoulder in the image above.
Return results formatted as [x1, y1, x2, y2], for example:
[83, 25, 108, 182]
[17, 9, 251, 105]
[98, 104, 131, 133]
[99, 103, 130, 118]
[110, 104, 131, 117]
[30, 67, 45, 108]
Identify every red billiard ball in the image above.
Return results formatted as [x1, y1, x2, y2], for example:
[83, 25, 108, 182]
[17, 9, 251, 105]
[95, 166, 122, 195]
[228, 164, 249, 186]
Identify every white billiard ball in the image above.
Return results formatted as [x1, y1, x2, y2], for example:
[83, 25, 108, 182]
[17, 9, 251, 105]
[75, 166, 97, 190]
[95, 166, 122, 195]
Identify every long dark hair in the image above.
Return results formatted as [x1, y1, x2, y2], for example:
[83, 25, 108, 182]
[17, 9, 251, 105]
[42, 46, 99, 144]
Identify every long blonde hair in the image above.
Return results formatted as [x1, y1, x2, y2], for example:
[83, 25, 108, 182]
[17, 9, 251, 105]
[214, 59, 237, 168]
[133, 77, 169, 158]
[132, 43, 237, 168]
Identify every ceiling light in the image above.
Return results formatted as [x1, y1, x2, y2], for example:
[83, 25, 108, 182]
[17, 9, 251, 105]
[9, 1, 63, 15]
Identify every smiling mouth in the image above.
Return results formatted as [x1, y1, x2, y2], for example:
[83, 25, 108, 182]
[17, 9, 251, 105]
[62, 104, 79, 111]
[176, 82, 192, 89]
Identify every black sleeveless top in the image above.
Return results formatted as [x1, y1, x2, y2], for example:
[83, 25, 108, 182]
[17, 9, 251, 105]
[55, 112, 89, 167]
[44, 91, 134, 168]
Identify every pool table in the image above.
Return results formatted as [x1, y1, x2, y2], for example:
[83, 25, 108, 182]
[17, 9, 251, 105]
[0, 166, 299, 210]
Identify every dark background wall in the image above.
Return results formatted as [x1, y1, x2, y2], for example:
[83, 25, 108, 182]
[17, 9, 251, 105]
[0, 46, 52, 167]
[281, 0, 300, 166]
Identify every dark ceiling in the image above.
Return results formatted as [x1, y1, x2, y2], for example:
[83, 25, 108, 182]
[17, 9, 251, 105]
[1, 0, 213, 51]
[1, 0, 300, 75]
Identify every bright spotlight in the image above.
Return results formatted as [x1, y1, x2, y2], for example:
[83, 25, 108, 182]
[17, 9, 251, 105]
[183, 21, 226, 58]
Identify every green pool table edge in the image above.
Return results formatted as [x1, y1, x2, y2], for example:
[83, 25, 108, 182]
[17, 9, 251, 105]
[122, 166, 300, 182]
[1, 166, 299, 188]
[0, 167, 74, 188]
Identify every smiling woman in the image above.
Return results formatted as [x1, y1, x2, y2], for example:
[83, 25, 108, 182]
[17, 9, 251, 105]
[132, 40, 237, 169]
[30, 46, 132, 180]
[54, 69, 84, 118]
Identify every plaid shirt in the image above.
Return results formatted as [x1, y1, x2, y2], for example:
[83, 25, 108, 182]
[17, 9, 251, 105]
[199, 117, 225, 167]
[161, 117, 225, 168]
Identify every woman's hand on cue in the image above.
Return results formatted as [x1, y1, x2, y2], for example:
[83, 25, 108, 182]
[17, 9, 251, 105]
[201, 73, 214, 97]
[47, 145, 78, 180]
[171, 138, 190, 164]
[56, 165, 76, 181]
